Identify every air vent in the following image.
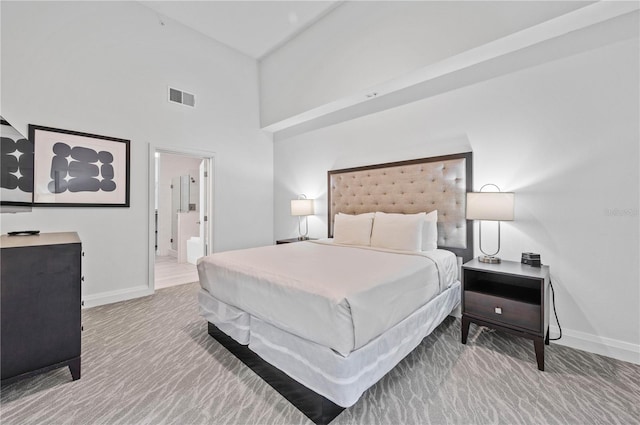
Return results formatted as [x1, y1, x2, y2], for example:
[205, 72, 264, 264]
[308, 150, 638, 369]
[168, 87, 195, 107]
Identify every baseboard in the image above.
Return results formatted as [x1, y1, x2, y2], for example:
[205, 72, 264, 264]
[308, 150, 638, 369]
[549, 325, 640, 365]
[83, 285, 154, 308]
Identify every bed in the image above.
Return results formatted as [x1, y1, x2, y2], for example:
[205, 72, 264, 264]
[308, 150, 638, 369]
[197, 152, 473, 424]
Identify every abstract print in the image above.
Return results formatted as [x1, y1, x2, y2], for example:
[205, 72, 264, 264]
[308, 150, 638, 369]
[30, 124, 130, 206]
[0, 118, 34, 204]
[48, 143, 116, 194]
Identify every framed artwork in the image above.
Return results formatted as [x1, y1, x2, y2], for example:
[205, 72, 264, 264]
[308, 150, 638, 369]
[1, 117, 34, 206]
[29, 125, 130, 207]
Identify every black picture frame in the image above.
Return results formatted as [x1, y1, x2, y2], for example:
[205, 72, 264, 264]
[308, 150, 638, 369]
[29, 125, 130, 207]
[1, 117, 34, 207]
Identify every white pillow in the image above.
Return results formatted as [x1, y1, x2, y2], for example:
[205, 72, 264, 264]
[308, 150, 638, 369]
[370, 212, 425, 251]
[422, 210, 438, 251]
[333, 213, 375, 246]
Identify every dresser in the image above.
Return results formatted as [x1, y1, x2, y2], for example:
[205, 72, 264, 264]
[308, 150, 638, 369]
[1, 232, 82, 385]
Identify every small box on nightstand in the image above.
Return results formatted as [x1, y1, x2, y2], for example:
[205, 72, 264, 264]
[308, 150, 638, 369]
[521, 252, 541, 267]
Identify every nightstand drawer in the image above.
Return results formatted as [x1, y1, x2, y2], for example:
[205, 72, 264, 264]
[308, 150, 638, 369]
[464, 291, 540, 332]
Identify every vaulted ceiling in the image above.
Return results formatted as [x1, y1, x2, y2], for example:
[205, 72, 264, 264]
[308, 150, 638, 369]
[140, 1, 340, 59]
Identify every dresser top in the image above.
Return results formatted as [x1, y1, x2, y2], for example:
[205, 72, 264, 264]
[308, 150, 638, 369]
[0, 232, 80, 248]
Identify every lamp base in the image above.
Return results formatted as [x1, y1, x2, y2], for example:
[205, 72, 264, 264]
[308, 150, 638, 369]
[297, 236, 309, 241]
[478, 255, 501, 264]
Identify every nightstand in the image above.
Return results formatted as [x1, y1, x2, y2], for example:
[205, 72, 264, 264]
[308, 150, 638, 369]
[461, 258, 550, 371]
[276, 238, 317, 245]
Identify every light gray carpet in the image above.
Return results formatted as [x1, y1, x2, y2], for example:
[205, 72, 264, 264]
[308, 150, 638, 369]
[1, 282, 638, 425]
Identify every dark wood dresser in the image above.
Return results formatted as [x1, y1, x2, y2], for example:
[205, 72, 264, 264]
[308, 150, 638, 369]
[1, 232, 82, 385]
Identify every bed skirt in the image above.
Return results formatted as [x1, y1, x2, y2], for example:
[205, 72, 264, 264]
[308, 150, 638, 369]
[248, 281, 460, 407]
[207, 322, 344, 425]
[200, 280, 460, 408]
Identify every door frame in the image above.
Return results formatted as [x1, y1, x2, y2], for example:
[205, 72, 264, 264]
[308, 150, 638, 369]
[148, 143, 215, 291]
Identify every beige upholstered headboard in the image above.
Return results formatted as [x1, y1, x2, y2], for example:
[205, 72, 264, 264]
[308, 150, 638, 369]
[328, 152, 473, 262]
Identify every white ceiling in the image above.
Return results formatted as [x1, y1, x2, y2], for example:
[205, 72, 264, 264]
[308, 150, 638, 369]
[140, 1, 340, 59]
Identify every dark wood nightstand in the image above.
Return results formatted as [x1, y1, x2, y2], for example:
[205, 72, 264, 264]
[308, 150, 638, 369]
[461, 258, 550, 370]
[276, 238, 318, 245]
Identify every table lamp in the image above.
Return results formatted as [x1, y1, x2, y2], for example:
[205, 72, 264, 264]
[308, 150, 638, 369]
[291, 194, 314, 240]
[466, 184, 514, 263]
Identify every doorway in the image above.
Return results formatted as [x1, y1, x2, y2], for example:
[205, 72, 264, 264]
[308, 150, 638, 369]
[150, 148, 213, 290]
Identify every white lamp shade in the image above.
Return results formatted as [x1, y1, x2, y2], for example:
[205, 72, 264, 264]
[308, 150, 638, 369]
[291, 199, 314, 216]
[466, 192, 514, 221]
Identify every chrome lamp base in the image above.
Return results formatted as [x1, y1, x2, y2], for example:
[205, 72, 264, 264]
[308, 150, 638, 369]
[478, 255, 501, 264]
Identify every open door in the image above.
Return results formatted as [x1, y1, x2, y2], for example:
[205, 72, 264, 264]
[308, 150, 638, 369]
[199, 160, 208, 256]
[150, 147, 214, 291]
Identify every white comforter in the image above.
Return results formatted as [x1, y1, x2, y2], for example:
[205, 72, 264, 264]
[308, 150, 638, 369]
[197, 239, 457, 356]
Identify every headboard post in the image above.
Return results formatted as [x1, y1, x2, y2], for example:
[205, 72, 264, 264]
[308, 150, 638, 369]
[327, 152, 473, 263]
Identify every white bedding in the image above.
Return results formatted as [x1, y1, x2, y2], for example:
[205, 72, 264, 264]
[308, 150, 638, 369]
[197, 239, 457, 356]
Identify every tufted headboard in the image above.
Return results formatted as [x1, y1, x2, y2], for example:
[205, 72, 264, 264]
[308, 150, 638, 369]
[327, 152, 473, 262]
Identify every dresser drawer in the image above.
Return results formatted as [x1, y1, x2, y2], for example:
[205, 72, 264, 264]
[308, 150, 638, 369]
[464, 290, 540, 332]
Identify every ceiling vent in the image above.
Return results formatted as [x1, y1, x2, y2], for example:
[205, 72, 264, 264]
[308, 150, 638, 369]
[168, 87, 195, 107]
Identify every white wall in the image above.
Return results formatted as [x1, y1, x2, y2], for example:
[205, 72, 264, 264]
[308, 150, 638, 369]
[0, 1, 274, 306]
[273, 35, 639, 363]
[260, 1, 586, 127]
